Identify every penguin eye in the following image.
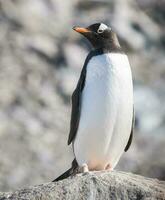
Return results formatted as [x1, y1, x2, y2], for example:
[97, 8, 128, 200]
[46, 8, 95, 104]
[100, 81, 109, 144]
[97, 29, 104, 34]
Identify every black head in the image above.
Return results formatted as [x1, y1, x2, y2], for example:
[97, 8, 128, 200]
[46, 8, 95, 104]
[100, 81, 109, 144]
[73, 23, 121, 52]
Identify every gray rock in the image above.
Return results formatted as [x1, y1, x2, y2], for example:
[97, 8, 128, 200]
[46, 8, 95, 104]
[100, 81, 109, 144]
[0, 171, 165, 200]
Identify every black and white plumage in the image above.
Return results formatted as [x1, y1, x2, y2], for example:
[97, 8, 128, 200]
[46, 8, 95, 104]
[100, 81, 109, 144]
[53, 23, 134, 181]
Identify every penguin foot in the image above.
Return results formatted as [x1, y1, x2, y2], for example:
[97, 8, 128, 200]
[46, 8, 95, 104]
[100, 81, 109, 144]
[105, 163, 112, 171]
[78, 163, 89, 173]
[82, 163, 89, 172]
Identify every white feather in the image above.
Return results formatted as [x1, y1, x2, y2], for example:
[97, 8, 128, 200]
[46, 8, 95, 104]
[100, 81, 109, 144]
[73, 53, 133, 170]
[98, 23, 108, 32]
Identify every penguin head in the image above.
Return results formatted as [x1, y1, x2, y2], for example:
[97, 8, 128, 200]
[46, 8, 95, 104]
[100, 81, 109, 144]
[73, 23, 120, 50]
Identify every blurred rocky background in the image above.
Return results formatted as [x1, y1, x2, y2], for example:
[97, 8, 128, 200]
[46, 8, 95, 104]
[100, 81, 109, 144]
[0, 0, 164, 192]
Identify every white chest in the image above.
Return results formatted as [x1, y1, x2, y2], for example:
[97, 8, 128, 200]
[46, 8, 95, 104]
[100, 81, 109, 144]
[81, 53, 132, 126]
[74, 53, 133, 170]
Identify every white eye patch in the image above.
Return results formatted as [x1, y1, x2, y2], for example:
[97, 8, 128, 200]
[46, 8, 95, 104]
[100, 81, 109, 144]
[97, 23, 108, 33]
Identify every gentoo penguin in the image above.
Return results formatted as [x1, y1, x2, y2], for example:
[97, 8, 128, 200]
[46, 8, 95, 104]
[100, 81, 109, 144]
[53, 23, 134, 181]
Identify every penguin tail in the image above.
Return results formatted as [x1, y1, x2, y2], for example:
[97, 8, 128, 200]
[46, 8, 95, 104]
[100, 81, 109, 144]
[52, 167, 73, 182]
[52, 159, 78, 182]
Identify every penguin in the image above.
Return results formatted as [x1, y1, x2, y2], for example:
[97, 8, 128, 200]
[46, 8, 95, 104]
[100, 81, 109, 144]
[53, 23, 134, 181]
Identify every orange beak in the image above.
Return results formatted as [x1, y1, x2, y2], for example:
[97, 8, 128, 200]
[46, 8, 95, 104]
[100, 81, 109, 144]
[73, 26, 91, 33]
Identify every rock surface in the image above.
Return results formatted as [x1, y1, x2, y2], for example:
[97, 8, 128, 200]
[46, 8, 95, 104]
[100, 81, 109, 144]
[0, 171, 164, 200]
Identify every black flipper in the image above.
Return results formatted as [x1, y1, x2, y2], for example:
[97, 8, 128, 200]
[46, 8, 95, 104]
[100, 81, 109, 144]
[67, 67, 86, 145]
[124, 107, 135, 152]
[67, 50, 104, 145]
